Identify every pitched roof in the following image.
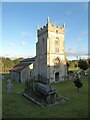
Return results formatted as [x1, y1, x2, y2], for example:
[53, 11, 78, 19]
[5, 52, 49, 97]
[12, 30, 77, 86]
[20, 57, 36, 63]
[10, 63, 31, 72]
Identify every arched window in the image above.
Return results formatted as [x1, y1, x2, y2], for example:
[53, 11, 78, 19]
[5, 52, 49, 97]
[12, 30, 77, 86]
[55, 37, 59, 53]
[56, 37, 59, 40]
[56, 30, 58, 34]
[42, 38, 44, 43]
[53, 57, 60, 69]
[55, 40, 59, 44]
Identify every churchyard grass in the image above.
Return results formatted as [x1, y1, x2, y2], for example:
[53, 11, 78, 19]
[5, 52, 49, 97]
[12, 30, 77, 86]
[0, 79, 2, 119]
[2, 75, 88, 118]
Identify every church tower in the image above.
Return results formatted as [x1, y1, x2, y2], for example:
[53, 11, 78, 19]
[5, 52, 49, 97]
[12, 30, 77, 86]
[35, 17, 67, 83]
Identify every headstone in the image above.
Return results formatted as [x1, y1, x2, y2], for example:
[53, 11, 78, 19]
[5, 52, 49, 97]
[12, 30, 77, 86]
[6, 79, 13, 93]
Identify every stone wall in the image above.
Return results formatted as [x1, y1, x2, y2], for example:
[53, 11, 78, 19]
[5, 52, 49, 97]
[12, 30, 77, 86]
[21, 66, 30, 83]
[10, 72, 20, 82]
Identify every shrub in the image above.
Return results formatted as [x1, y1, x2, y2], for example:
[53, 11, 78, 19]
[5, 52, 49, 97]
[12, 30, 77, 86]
[74, 79, 83, 92]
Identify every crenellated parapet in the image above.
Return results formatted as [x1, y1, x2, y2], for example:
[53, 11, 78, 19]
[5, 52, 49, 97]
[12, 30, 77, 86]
[37, 17, 65, 36]
[48, 22, 65, 34]
[37, 24, 48, 36]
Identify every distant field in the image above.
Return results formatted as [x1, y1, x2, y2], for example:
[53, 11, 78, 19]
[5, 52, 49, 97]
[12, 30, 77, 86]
[2, 76, 88, 118]
[69, 67, 80, 71]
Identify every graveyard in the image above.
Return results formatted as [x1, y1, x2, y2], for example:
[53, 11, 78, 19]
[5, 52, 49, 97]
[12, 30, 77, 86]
[1, 2, 88, 119]
[2, 75, 88, 118]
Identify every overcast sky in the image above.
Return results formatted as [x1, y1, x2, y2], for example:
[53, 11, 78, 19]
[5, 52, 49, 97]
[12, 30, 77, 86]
[1, 2, 88, 60]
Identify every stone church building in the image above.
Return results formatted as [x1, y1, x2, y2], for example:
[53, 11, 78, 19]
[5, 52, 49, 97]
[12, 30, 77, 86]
[10, 17, 67, 83]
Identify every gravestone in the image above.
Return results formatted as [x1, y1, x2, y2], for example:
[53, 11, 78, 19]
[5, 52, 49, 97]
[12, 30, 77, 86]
[23, 82, 69, 107]
[6, 79, 13, 93]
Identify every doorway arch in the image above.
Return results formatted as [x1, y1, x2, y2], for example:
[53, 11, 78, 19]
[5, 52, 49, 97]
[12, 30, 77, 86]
[55, 72, 59, 81]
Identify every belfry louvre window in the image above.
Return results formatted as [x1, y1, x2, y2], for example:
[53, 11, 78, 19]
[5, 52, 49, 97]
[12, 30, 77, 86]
[56, 30, 58, 34]
[55, 37, 59, 53]
[55, 48, 59, 52]
[55, 40, 59, 44]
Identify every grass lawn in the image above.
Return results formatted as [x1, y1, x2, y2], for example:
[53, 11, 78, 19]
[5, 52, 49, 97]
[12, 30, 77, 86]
[2, 76, 88, 118]
[0, 79, 2, 119]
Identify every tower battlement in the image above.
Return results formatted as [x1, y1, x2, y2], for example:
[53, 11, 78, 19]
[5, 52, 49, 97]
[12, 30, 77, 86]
[48, 22, 65, 34]
[37, 24, 48, 36]
[37, 17, 65, 36]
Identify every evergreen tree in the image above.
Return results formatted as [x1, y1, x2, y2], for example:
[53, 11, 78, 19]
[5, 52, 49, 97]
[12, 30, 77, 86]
[78, 59, 88, 71]
[74, 75, 83, 92]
